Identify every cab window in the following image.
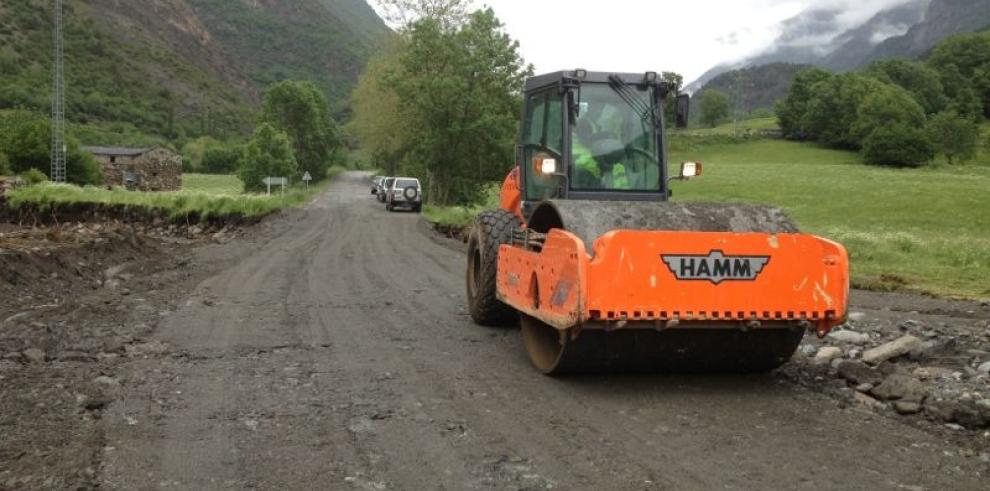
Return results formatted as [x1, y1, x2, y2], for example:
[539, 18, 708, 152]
[522, 91, 564, 201]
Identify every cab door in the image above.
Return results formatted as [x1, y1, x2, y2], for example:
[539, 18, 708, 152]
[520, 90, 565, 202]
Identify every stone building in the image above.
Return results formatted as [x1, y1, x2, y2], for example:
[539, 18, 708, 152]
[82, 146, 182, 191]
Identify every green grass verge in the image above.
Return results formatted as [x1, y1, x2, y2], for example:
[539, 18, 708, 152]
[425, 135, 990, 299]
[6, 171, 342, 221]
[669, 138, 990, 299]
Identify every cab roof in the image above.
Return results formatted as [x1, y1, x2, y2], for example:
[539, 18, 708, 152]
[524, 70, 665, 93]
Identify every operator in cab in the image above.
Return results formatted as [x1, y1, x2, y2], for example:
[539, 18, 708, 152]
[571, 101, 630, 190]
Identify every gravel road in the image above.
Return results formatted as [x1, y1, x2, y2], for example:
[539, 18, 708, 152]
[98, 172, 987, 489]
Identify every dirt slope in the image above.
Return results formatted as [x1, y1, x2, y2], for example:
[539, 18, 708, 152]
[90, 173, 987, 490]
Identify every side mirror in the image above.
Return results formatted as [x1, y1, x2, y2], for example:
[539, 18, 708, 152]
[679, 161, 702, 179]
[675, 94, 690, 129]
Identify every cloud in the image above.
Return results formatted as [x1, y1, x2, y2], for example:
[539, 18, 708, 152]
[767, 0, 917, 50]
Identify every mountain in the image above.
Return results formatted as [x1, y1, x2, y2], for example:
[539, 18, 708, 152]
[0, 0, 388, 142]
[688, 0, 989, 91]
[692, 63, 815, 116]
[871, 0, 990, 59]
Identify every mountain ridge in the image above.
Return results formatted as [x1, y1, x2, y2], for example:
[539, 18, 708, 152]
[0, 0, 388, 141]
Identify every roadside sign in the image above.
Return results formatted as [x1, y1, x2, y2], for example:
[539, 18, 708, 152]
[263, 177, 288, 196]
[302, 171, 312, 189]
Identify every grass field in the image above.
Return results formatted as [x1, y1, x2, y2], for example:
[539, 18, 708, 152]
[6, 172, 340, 220]
[182, 174, 245, 196]
[668, 137, 990, 298]
[424, 127, 990, 298]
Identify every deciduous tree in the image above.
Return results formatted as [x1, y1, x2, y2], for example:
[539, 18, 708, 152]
[926, 111, 981, 164]
[698, 89, 730, 128]
[776, 67, 832, 140]
[239, 123, 298, 193]
[262, 81, 340, 183]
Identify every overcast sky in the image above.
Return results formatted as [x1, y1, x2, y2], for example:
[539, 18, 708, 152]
[373, 0, 914, 83]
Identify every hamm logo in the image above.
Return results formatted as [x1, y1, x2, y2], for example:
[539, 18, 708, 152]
[661, 250, 770, 284]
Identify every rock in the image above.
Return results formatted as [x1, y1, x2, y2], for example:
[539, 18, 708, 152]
[125, 340, 168, 356]
[855, 383, 874, 393]
[853, 391, 883, 410]
[102, 337, 126, 354]
[946, 423, 965, 431]
[58, 351, 94, 362]
[104, 278, 122, 290]
[909, 338, 957, 361]
[813, 347, 843, 365]
[899, 319, 922, 331]
[847, 312, 867, 322]
[913, 366, 955, 381]
[953, 401, 989, 428]
[3, 352, 23, 362]
[893, 401, 923, 415]
[870, 373, 928, 402]
[977, 361, 990, 375]
[799, 344, 817, 356]
[93, 376, 119, 388]
[862, 335, 921, 365]
[104, 264, 128, 280]
[837, 360, 885, 386]
[925, 399, 990, 428]
[827, 330, 870, 345]
[22, 348, 45, 363]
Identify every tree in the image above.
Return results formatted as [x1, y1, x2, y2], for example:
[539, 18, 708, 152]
[261, 81, 341, 182]
[239, 123, 298, 192]
[866, 59, 948, 115]
[698, 89, 730, 128]
[803, 74, 886, 149]
[201, 145, 243, 174]
[376, 0, 470, 28]
[0, 152, 10, 176]
[387, 6, 531, 205]
[851, 85, 926, 145]
[927, 32, 990, 118]
[0, 109, 102, 185]
[776, 67, 832, 140]
[937, 64, 984, 120]
[181, 136, 223, 173]
[862, 125, 933, 167]
[348, 36, 408, 175]
[661, 71, 684, 125]
[926, 111, 981, 164]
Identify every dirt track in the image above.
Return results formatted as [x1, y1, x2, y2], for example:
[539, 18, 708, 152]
[93, 172, 988, 489]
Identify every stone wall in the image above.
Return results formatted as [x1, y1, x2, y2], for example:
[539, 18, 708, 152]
[95, 148, 182, 191]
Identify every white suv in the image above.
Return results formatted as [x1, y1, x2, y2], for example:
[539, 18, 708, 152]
[385, 177, 423, 213]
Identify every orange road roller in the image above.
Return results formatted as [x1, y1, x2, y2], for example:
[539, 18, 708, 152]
[465, 70, 849, 374]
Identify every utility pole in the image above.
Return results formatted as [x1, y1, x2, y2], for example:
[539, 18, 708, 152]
[51, 0, 66, 183]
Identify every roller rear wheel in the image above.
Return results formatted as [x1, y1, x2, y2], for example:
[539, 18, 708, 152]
[466, 209, 521, 326]
[521, 315, 805, 375]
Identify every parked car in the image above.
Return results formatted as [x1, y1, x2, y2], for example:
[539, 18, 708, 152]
[370, 176, 383, 195]
[385, 177, 423, 213]
[377, 177, 395, 202]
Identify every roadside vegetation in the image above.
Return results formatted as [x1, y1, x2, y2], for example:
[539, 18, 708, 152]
[668, 135, 990, 298]
[775, 31, 990, 167]
[349, 0, 532, 205]
[3, 172, 337, 221]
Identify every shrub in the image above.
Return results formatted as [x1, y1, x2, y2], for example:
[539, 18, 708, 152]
[862, 125, 933, 167]
[19, 168, 48, 184]
[201, 145, 243, 174]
